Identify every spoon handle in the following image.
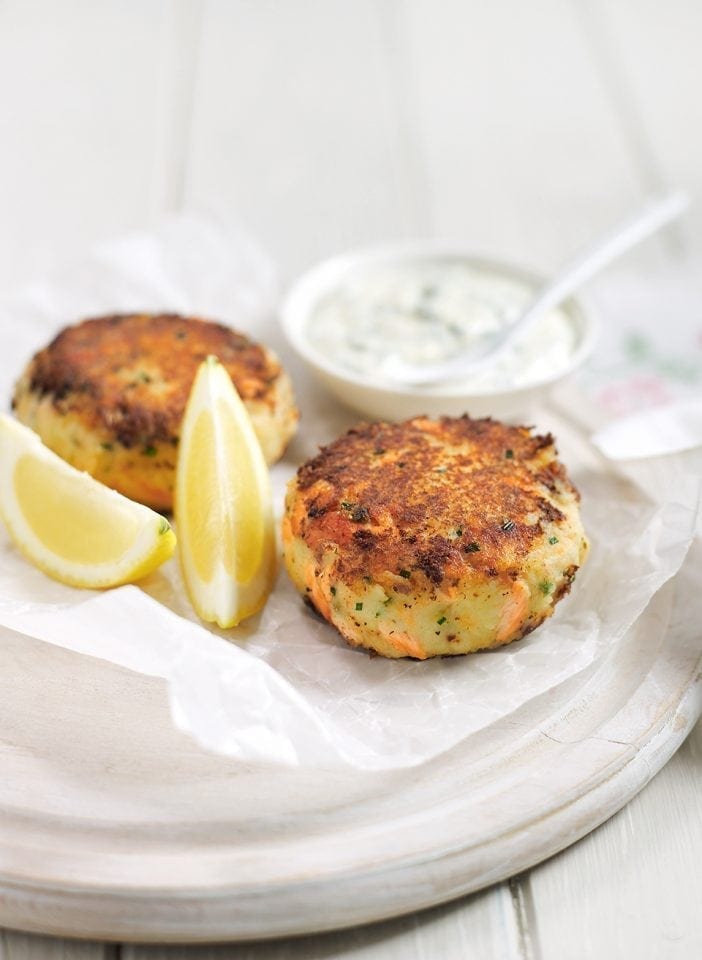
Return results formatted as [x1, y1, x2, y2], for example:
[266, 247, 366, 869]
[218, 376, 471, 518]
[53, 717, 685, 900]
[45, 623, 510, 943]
[513, 191, 690, 342]
[382, 190, 690, 386]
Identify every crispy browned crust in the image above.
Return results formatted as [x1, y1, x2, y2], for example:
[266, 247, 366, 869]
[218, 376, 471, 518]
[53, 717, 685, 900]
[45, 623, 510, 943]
[291, 415, 580, 589]
[14, 313, 283, 448]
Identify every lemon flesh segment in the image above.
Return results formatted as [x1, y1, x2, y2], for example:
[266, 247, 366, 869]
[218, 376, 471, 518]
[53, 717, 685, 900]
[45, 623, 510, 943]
[0, 414, 176, 588]
[176, 357, 276, 628]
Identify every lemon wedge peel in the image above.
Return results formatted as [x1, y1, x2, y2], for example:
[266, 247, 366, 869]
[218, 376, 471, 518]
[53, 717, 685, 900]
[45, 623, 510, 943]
[175, 356, 277, 628]
[0, 414, 176, 588]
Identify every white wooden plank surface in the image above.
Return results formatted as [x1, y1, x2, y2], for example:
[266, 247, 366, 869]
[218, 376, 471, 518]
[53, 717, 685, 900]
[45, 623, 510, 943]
[185, 0, 425, 278]
[532, 717, 702, 960]
[0, 0, 178, 292]
[402, 0, 654, 270]
[584, 0, 702, 253]
[184, 0, 678, 279]
[0, 930, 107, 960]
[147, 0, 206, 217]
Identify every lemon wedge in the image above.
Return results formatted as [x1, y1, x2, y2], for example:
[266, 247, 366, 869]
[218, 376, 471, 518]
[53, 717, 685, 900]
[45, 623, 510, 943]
[175, 356, 277, 627]
[0, 413, 176, 587]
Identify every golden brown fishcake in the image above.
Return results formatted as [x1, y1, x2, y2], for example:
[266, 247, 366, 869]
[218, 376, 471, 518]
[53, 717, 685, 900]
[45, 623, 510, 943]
[283, 415, 588, 659]
[13, 313, 298, 510]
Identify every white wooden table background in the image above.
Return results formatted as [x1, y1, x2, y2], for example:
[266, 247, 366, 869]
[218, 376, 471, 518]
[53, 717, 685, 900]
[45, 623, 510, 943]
[0, 1, 700, 957]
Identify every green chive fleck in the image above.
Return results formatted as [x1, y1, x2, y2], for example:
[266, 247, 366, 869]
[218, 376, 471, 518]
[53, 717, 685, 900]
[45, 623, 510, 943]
[539, 580, 554, 595]
[505, 449, 514, 459]
[437, 616, 447, 626]
[100, 442, 113, 451]
[399, 569, 411, 579]
[330, 586, 337, 596]
[143, 445, 158, 457]
[465, 542, 480, 553]
[340, 501, 352, 510]
[501, 519, 515, 532]
[355, 602, 363, 611]
[549, 536, 559, 545]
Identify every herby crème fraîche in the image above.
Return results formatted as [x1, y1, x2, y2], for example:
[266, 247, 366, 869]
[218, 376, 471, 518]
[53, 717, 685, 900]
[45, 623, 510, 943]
[306, 259, 577, 389]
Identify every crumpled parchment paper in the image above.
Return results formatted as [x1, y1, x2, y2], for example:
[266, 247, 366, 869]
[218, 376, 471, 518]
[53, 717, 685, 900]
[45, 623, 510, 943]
[592, 397, 702, 460]
[0, 215, 698, 769]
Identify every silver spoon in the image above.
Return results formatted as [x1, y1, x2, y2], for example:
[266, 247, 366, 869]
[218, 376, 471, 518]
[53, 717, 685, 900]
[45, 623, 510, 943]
[380, 191, 690, 387]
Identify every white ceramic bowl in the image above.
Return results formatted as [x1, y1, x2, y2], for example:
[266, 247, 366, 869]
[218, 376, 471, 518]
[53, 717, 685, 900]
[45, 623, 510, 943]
[280, 243, 598, 422]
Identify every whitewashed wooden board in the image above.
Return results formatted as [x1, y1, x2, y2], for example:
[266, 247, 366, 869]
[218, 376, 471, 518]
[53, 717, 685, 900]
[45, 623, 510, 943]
[0, 519, 698, 942]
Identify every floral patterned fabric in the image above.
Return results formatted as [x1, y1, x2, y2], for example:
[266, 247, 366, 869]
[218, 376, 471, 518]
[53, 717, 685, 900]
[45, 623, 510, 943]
[577, 260, 702, 417]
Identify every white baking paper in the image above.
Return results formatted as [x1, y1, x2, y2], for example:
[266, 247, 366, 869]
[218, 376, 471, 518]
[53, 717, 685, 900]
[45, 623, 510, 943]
[0, 216, 698, 769]
[592, 396, 702, 460]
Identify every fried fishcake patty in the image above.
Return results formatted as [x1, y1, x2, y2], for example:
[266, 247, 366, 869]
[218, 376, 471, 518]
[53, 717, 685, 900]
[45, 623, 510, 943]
[283, 415, 588, 659]
[12, 313, 298, 510]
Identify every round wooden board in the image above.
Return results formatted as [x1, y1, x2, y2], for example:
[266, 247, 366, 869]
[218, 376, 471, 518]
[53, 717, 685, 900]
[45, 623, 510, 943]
[0, 534, 699, 943]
